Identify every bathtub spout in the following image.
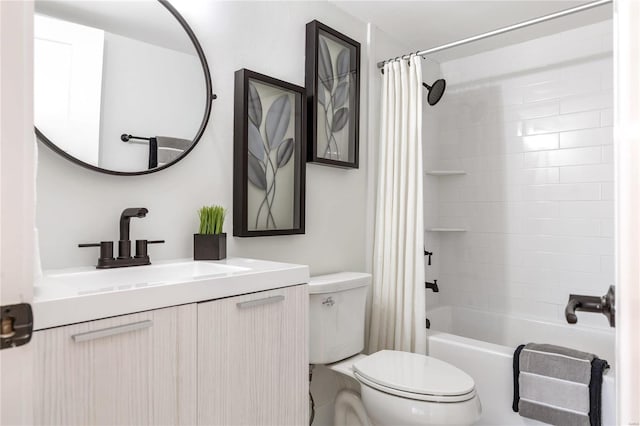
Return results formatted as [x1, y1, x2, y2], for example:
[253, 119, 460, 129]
[426, 280, 439, 292]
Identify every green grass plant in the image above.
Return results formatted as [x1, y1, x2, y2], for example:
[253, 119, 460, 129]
[198, 205, 225, 235]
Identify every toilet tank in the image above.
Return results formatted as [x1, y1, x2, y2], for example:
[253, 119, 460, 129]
[309, 272, 371, 364]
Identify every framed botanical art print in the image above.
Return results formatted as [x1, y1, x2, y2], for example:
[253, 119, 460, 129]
[233, 69, 306, 237]
[306, 20, 361, 168]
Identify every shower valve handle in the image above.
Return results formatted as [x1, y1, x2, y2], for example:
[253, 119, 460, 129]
[565, 286, 615, 328]
[424, 250, 433, 265]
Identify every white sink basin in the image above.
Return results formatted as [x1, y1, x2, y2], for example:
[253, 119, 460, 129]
[33, 258, 309, 330]
[39, 261, 249, 296]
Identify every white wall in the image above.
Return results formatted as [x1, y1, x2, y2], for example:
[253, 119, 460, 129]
[425, 20, 614, 328]
[36, 1, 370, 275]
[422, 59, 444, 311]
[99, 31, 203, 171]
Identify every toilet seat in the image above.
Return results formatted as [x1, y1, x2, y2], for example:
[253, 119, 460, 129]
[353, 350, 477, 403]
[354, 371, 477, 403]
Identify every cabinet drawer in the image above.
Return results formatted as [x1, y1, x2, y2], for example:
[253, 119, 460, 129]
[33, 305, 197, 426]
[197, 285, 308, 425]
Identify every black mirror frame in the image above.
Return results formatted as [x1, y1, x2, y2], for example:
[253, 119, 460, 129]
[34, 0, 214, 176]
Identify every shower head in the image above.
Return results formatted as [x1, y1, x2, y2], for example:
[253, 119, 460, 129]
[422, 79, 446, 106]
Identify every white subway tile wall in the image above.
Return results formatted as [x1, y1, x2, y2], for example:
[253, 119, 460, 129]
[425, 21, 613, 328]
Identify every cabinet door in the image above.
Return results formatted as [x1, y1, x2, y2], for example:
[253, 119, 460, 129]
[197, 285, 308, 426]
[33, 304, 197, 426]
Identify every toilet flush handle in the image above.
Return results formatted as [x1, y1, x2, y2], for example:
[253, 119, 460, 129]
[322, 297, 335, 307]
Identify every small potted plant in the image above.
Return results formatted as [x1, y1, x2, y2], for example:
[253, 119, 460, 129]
[194, 205, 226, 260]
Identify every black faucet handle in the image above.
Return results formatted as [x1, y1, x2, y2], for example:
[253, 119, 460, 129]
[134, 240, 165, 259]
[79, 241, 114, 261]
[565, 288, 615, 328]
[565, 298, 580, 324]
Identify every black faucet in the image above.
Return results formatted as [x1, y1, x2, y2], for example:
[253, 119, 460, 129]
[118, 208, 148, 259]
[425, 279, 439, 292]
[79, 207, 164, 269]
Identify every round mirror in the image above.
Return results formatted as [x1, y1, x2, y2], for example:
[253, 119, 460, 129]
[34, 0, 213, 175]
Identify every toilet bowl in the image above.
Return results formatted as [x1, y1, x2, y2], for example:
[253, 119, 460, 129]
[310, 272, 481, 426]
[327, 350, 481, 426]
[334, 390, 371, 426]
[353, 350, 481, 425]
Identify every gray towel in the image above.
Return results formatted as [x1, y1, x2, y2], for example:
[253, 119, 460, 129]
[513, 343, 609, 426]
[156, 136, 191, 150]
[156, 136, 191, 166]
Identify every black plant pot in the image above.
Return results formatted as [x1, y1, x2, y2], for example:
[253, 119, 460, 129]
[193, 233, 227, 260]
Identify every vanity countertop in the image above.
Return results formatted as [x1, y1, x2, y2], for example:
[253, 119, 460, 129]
[33, 257, 309, 330]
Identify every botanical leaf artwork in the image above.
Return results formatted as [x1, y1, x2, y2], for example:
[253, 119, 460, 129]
[317, 35, 351, 160]
[248, 83, 262, 128]
[247, 82, 295, 229]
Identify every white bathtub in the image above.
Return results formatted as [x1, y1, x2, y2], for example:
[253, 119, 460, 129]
[426, 305, 615, 426]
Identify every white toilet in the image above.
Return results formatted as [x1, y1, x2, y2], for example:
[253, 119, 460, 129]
[309, 272, 482, 426]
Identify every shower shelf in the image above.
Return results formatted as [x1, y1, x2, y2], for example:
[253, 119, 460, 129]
[425, 228, 467, 232]
[425, 170, 467, 176]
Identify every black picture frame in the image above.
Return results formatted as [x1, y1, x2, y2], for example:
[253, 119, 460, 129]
[233, 69, 306, 237]
[305, 20, 361, 169]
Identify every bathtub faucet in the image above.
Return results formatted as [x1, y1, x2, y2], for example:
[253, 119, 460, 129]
[565, 285, 615, 327]
[425, 280, 439, 293]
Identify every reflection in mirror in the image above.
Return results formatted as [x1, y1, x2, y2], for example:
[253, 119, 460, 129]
[34, 0, 211, 175]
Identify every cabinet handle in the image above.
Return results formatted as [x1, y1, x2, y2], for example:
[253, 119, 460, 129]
[236, 295, 285, 309]
[71, 320, 153, 343]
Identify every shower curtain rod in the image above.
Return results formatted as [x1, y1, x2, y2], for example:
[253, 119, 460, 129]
[376, 0, 612, 69]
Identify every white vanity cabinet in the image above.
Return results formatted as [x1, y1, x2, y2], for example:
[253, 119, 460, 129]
[33, 283, 308, 426]
[33, 304, 198, 426]
[197, 284, 309, 425]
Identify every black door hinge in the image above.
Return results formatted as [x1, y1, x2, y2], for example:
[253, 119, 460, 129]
[426, 317, 431, 329]
[1, 303, 33, 350]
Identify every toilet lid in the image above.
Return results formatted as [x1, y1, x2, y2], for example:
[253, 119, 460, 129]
[353, 350, 475, 398]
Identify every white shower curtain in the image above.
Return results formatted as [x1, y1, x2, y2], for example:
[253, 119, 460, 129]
[369, 56, 426, 354]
